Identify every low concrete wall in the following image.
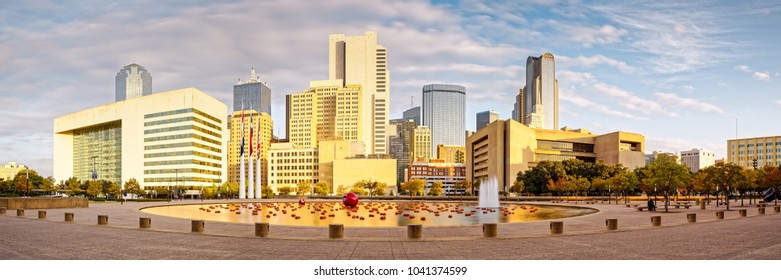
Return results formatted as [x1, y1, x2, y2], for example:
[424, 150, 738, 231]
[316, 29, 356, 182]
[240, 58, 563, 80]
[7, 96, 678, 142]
[0, 197, 89, 210]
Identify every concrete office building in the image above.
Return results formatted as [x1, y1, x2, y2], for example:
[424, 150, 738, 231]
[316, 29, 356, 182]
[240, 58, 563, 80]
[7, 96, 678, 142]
[1, 162, 28, 181]
[407, 160, 466, 195]
[329, 32, 389, 155]
[466, 119, 644, 193]
[54, 88, 227, 189]
[422, 84, 466, 156]
[413, 126, 432, 162]
[266, 142, 319, 192]
[233, 67, 272, 115]
[437, 144, 466, 163]
[403, 106, 421, 125]
[227, 110, 272, 186]
[727, 136, 781, 169]
[389, 119, 417, 184]
[680, 148, 716, 173]
[318, 140, 396, 194]
[115, 64, 152, 102]
[476, 110, 499, 130]
[286, 80, 363, 150]
[514, 52, 559, 130]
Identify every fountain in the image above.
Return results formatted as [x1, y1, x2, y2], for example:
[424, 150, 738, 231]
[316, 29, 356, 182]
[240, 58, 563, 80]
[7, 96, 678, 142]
[478, 177, 500, 208]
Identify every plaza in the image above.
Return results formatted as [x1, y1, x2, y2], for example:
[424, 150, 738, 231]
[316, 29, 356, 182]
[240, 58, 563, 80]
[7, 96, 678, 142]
[1, 199, 780, 259]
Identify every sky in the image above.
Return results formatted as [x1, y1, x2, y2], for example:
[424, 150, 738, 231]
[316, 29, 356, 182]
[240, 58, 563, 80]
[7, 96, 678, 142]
[1, 0, 780, 177]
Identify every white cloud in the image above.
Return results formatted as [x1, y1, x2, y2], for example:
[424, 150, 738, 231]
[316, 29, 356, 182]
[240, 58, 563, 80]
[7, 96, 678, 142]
[559, 88, 646, 120]
[654, 92, 724, 113]
[735, 65, 751, 73]
[753, 71, 771, 81]
[558, 54, 635, 73]
[774, 100, 781, 107]
[560, 24, 628, 47]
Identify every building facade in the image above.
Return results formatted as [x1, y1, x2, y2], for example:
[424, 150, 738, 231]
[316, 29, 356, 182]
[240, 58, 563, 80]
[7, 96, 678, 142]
[645, 151, 680, 165]
[286, 80, 362, 150]
[1, 161, 28, 181]
[55, 88, 227, 189]
[514, 52, 559, 130]
[233, 67, 272, 115]
[227, 110, 272, 186]
[422, 84, 466, 156]
[727, 136, 781, 169]
[407, 160, 466, 195]
[115, 63, 152, 102]
[266, 142, 319, 191]
[389, 119, 416, 184]
[466, 119, 644, 194]
[329, 32, 389, 155]
[680, 148, 716, 173]
[403, 106, 421, 125]
[413, 126, 432, 162]
[476, 110, 499, 130]
[437, 144, 465, 163]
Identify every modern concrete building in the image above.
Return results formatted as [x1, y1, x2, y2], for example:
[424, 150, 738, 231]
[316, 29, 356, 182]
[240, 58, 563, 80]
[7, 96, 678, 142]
[329, 32, 389, 155]
[227, 110, 272, 186]
[413, 126, 432, 162]
[266, 142, 319, 192]
[407, 159, 466, 195]
[680, 148, 716, 173]
[476, 110, 499, 130]
[389, 119, 417, 184]
[422, 84, 466, 156]
[466, 119, 644, 194]
[54, 88, 228, 189]
[233, 67, 271, 115]
[727, 136, 781, 169]
[286, 80, 363, 150]
[115, 64, 152, 102]
[403, 106, 421, 125]
[514, 52, 559, 130]
[437, 144, 465, 163]
[318, 140, 395, 194]
[1, 161, 28, 181]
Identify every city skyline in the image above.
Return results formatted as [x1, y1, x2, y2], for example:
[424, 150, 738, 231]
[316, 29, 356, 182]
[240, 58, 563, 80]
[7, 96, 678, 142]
[2, 1, 781, 177]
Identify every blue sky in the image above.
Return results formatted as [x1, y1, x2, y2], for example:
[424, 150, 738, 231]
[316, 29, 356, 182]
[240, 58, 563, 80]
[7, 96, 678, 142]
[1, 0, 780, 177]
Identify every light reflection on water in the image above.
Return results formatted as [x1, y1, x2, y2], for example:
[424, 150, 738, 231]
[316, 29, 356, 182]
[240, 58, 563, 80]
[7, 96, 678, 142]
[141, 201, 597, 227]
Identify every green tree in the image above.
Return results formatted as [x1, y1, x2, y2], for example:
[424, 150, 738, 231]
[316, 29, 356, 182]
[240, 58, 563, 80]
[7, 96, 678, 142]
[123, 178, 144, 198]
[66, 177, 82, 196]
[761, 166, 781, 205]
[296, 180, 312, 196]
[401, 178, 425, 197]
[335, 185, 348, 195]
[572, 176, 591, 203]
[428, 181, 444, 196]
[13, 169, 42, 196]
[643, 155, 693, 212]
[453, 179, 471, 198]
[609, 169, 639, 204]
[86, 180, 102, 198]
[107, 182, 121, 199]
[510, 180, 524, 196]
[278, 186, 292, 196]
[709, 162, 743, 210]
[42, 176, 58, 194]
[349, 184, 368, 195]
[521, 161, 566, 195]
[220, 181, 238, 198]
[314, 181, 330, 196]
[692, 169, 715, 204]
[202, 186, 218, 199]
[261, 186, 275, 198]
[0, 180, 12, 194]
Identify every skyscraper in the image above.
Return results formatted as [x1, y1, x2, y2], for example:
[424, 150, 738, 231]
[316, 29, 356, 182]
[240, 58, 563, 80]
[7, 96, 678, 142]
[403, 106, 421, 125]
[329, 32, 389, 155]
[422, 84, 466, 156]
[115, 64, 152, 102]
[476, 110, 499, 130]
[233, 67, 271, 115]
[286, 80, 363, 150]
[389, 119, 416, 184]
[514, 52, 559, 130]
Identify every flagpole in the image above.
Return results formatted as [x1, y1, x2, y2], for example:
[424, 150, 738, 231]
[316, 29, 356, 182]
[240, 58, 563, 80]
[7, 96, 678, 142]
[256, 114, 262, 199]
[248, 107, 255, 200]
[239, 103, 246, 200]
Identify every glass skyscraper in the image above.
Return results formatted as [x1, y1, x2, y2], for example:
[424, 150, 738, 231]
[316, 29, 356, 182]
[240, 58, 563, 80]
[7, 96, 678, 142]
[514, 52, 559, 130]
[115, 64, 152, 102]
[422, 84, 466, 156]
[233, 67, 271, 115]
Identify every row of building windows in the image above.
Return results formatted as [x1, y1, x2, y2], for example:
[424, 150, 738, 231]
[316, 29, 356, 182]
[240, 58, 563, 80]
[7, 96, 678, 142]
[143, 177, 221, 183]
[144, 168, 221, 176]
[144, 108, 222, 124]
[144, 142, 221, 153]
[144, 159, 222, 168]
[143, 124, 221, 139]
[270, 172, 316, 177]
[143, 133, 221, 146]
[144, 150, 222, 161]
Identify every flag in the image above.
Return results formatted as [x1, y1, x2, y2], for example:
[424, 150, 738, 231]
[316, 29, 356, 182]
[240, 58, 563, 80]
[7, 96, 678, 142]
[249, 114, 254, 157]
[240, 108, 245, 157]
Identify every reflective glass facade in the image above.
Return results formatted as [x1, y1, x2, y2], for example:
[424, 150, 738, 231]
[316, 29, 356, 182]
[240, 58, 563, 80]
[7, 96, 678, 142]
[73, 121, 122, 183]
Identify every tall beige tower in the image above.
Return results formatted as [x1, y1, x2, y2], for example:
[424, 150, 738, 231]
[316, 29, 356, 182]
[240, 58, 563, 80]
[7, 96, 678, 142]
[329, 32, 389, 155]
[515, 52, 559, 130]
[286, 80, 363, 149]
[412, 126, 432, 162]
[228, 110, 272, 186]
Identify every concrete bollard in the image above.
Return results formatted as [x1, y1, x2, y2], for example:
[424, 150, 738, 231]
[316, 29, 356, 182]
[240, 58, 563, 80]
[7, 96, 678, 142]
[0, 207, 6, 215]
[605, 219, 618, 231]
[700, 201, 706, 210]
[687, 213, 696, 223]
[716, 211, 724, 220]
[98, 215, 108, 225]
[482, 223, 497, 238]
[329, 224, 344, 239]
[739, 209, 747, 217]
[139, 217, 151, 229]
[550, 221, 563, 234]
[65, 213, 74, 221]
[759, 207, 765, 215]
[408, 224, 423, 239]
[38, 211, 47, 219]
[651, 216, 661, 226]
[17, 209, 25, 217]
[191, 220, 204, 233]
[775, 206, 780, 213]
[255, 222, 269, 237]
